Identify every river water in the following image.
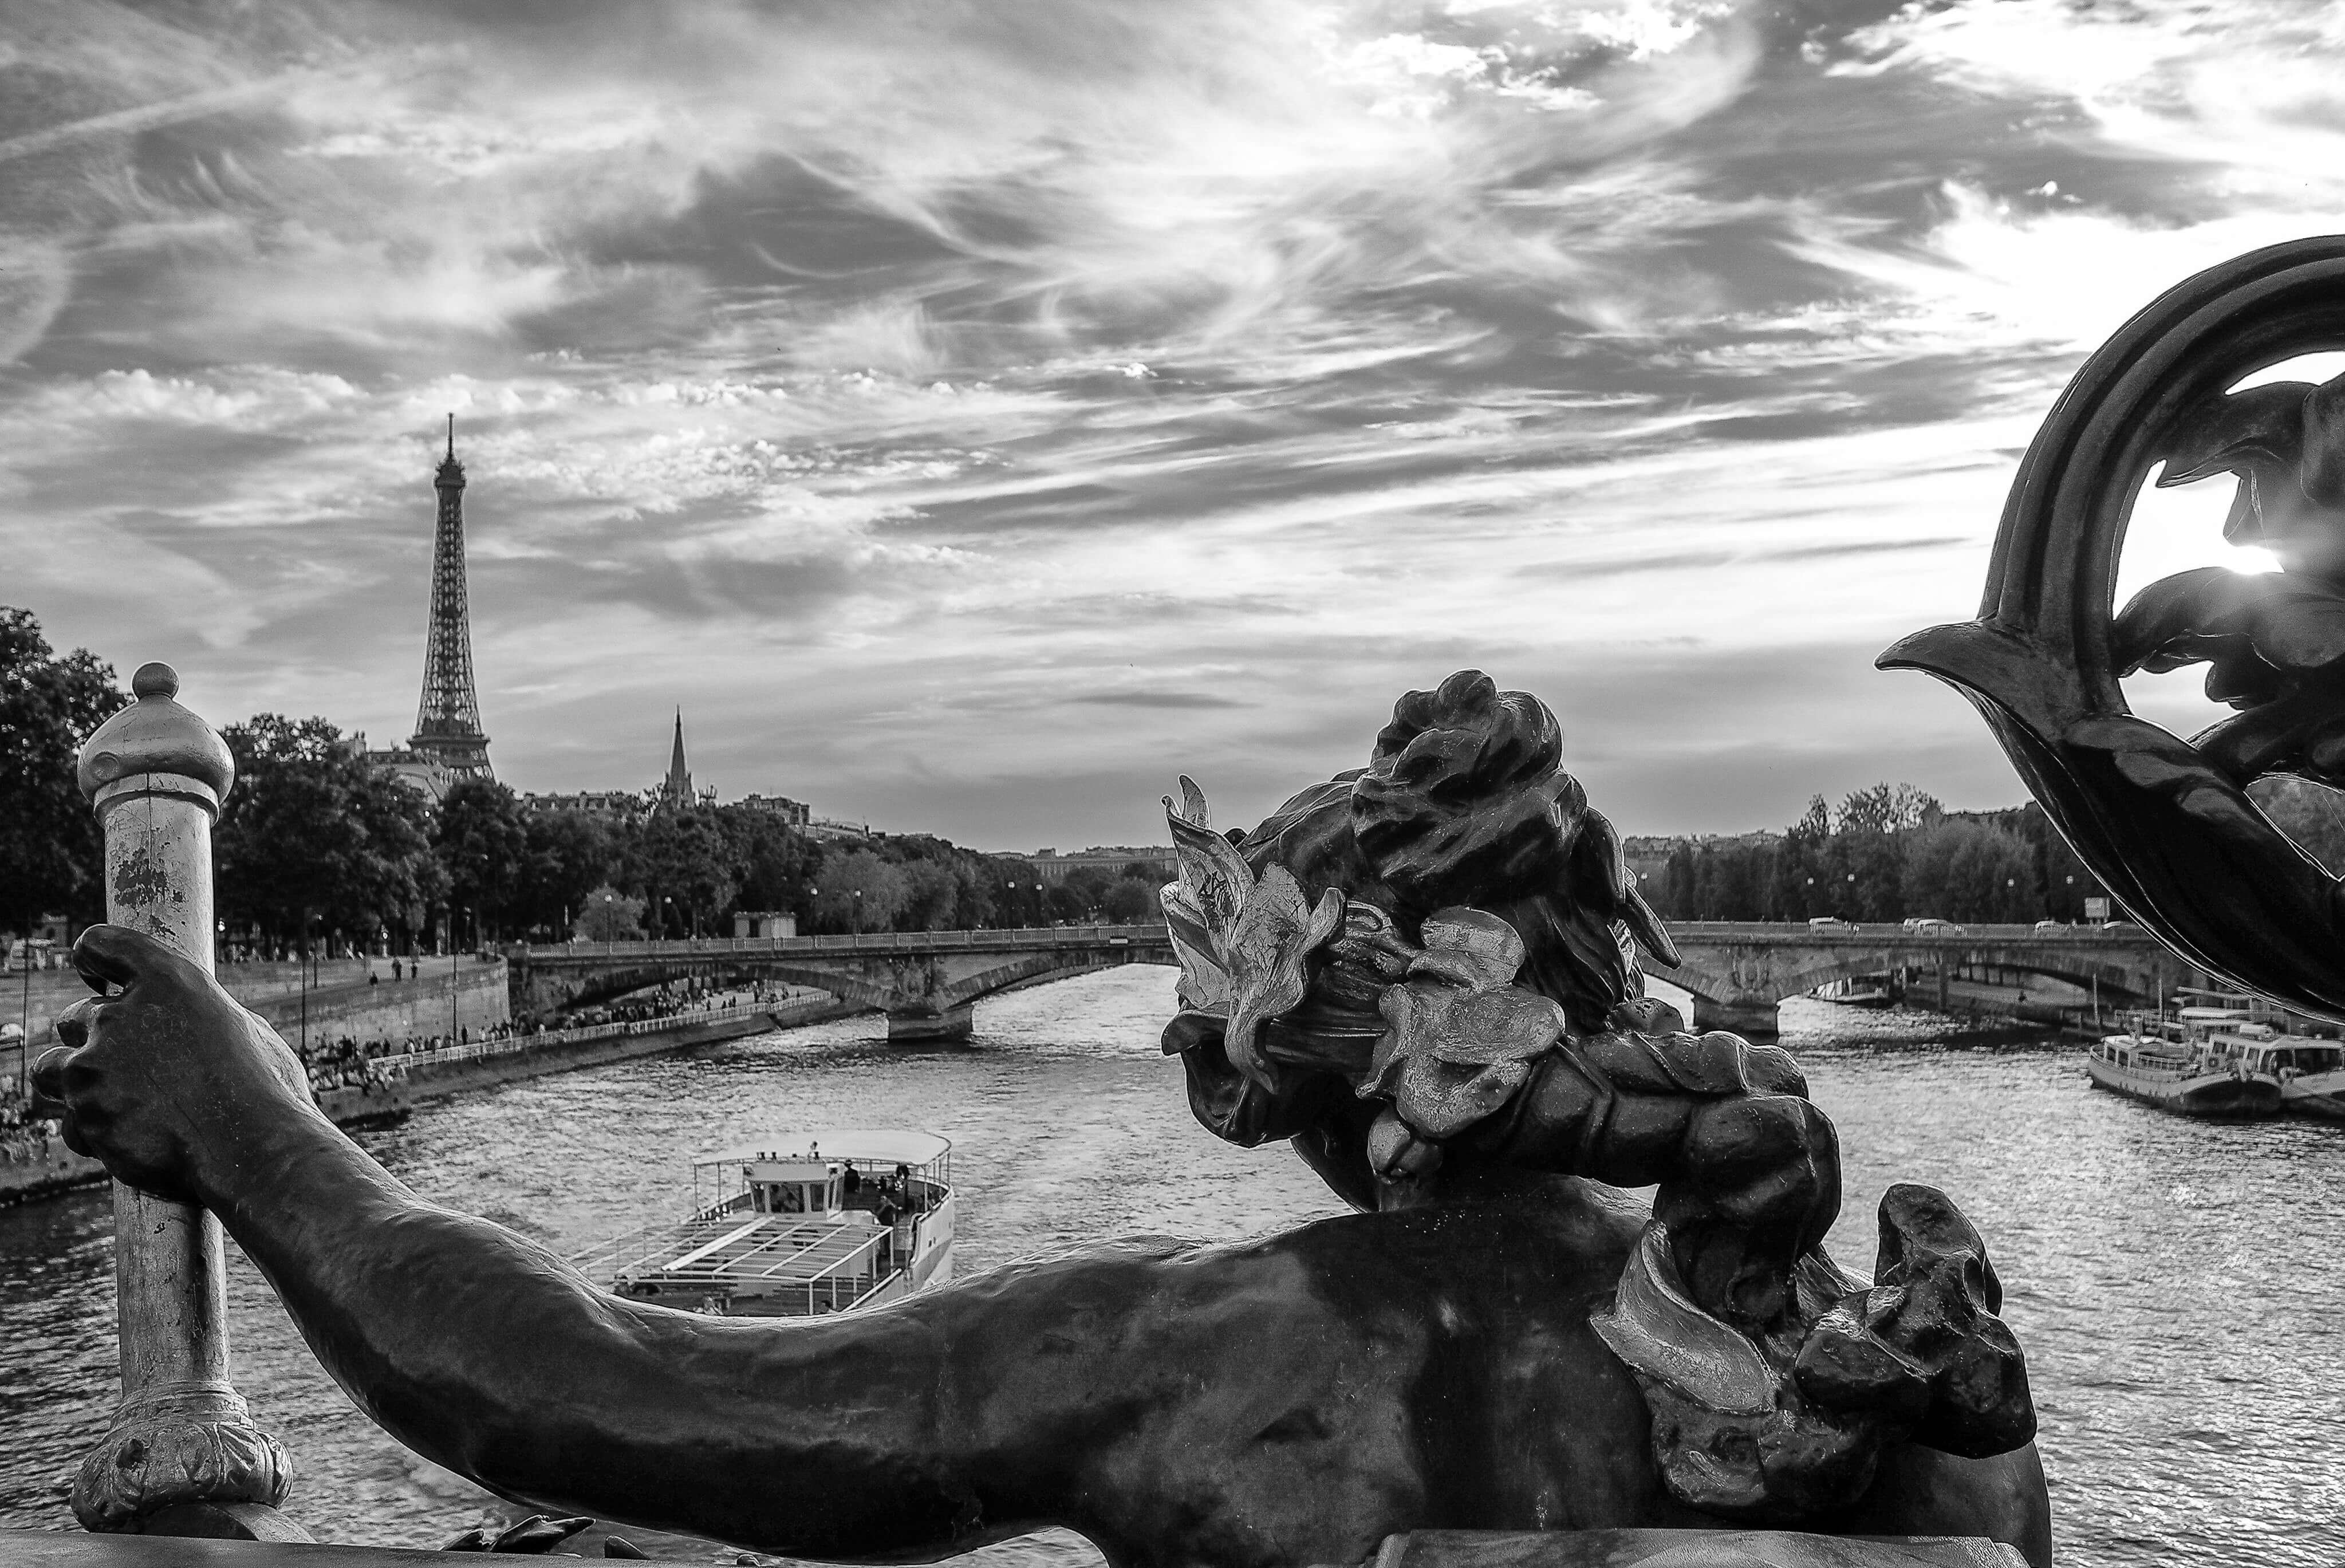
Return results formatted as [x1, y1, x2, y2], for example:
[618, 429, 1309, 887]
[2, 968, 2340, 1566]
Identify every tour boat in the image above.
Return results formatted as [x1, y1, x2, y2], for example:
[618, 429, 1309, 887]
[574, 1129, 957, 1315]
[2084, 1026, 2281, 1118]
[2197, 1021, 2345, 1120]
[1810, 975, 1893, 1008]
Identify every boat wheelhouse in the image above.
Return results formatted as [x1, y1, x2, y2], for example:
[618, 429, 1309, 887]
[575, 1129, 956, 1316]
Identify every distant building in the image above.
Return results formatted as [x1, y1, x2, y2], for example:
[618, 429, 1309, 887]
[523, 790, 645, 821]
[732, 911, 799, 939]
[805, 817, 870, 842]
[519, 716, 811, 826]
[1619, 836, 1678, 892]
[364, 742, 459, 803]
[735, 794, 811, 826]
[1021, 846, 1177, 884]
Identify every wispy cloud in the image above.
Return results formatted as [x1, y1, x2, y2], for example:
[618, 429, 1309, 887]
[2, 0, 2339, 847]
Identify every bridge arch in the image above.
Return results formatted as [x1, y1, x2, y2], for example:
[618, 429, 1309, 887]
[506, 928, 1178, 1042]
[1657, 924, 2175, 1035]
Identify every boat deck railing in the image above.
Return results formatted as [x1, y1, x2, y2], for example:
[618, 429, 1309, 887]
[574, 1213, 897, 1307]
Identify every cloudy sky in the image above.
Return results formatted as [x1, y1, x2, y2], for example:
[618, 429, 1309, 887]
[5, 0, 2343, 850]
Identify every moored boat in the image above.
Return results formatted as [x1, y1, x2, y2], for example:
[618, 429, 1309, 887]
[1811, 975, 1894, 1008]
[2200, 1023, 2345, 1120]
[2084, 1029, 2280, 1118]
[575, 1128, 957, 1315]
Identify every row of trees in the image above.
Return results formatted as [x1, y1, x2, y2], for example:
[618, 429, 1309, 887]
[210, 743, 1173, 951]
[2, 608, 1170, 955]
[1642, 783, 2102, 925]
[1639, 777, 2345, 924]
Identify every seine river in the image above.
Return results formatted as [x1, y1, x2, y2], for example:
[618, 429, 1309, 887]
[2, 968, 2340, 1566]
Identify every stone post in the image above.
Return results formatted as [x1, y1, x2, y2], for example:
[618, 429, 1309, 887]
[68, 663, 304, 1541]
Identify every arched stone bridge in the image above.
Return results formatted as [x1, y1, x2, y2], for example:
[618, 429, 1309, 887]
[511, 920, 2186, 1043]
[507, 924, 1177, 1041]
[1660, 922, 2185, 1035]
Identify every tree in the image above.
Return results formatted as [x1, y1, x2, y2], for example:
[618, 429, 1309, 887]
[573, 885, 646, 942]
[1900, 820, 2037, 923]
[1836, 783, 1942, 837]
[811, 850, 907, 933]
[625, 809, 740, 937]
[0, 608, 125, 928]
[1657, 842, 1697, 919]
[900, 861, 960, 931]
[718, 807, 818, 921]
[516, 811, 614, 937]
[435, 780, 531, 940]
[1103, 875, 1159, 922]
[214, 715, 440, 951]
[1059, 867, 1117, 919]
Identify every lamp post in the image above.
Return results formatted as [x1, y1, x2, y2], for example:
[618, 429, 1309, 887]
[66, 663, 299, 1539]
[17, 911, 29, 1101]
[297, 911, 314, 1058]
[452, 908, 468, 1046]
[852, 888, 864, 935]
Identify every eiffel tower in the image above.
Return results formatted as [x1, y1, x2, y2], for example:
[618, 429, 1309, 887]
[408, 415, 494, 781]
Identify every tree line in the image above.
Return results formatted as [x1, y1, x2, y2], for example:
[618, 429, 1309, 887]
[27, 607, 2345, 948]
[1642, 784, 2101, 925]
[1641, 778, 2345, 925]
[1, 609, 1167, 955]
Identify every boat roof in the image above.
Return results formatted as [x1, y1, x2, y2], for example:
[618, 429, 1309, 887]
[693, 1129, 950, 1169]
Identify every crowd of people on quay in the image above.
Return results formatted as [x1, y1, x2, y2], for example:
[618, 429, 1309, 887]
[291, 984, 797, 1098]
[0, 1078, 63, 1166]
[3, 982, 806, 1163]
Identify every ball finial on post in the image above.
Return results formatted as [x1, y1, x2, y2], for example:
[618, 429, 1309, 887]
[68, 664, 301, 1540]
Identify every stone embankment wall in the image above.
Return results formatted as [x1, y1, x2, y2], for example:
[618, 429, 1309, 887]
[3, 956, 441, 1081]
[249, 958, 510, 1051]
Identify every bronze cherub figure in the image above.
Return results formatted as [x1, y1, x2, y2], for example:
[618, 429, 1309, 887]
[1158, 669, 2037, 1523]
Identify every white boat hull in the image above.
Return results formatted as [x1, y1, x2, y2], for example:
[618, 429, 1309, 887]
[2282, 1070, 2345, 1119]
[2086, 1055, 2280, 1117]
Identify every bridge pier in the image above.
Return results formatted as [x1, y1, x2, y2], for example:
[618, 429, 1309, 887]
[1688, 996, 1781, 1039]
[888, 1004, 974, 1043]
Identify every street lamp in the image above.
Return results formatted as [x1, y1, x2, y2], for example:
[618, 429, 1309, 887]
[452, 908, 471, 1046]
[852, 888, 865, 935]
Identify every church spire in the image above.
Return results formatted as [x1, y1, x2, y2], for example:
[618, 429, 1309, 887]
[663, 709, 693, 807]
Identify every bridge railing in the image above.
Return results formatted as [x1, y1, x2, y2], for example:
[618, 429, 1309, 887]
[1662, 921, 2154, 944]
[519, 923, 1174, 962]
